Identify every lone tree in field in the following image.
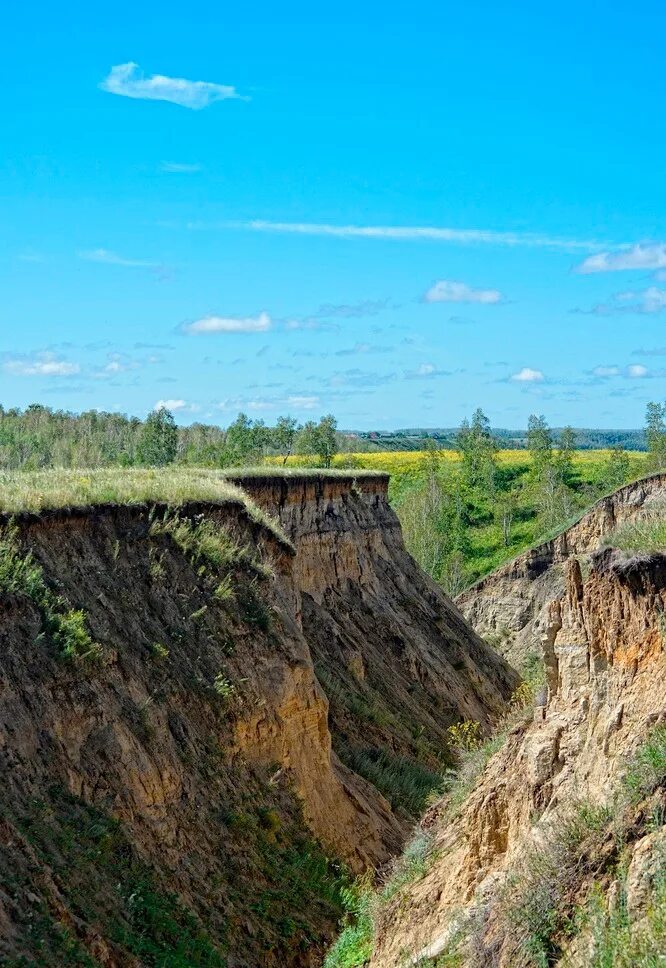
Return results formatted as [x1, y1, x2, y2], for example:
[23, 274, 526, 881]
[138, 407, 178, 466]
[646, 401, 666, 470]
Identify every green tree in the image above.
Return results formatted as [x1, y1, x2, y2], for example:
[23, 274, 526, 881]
[137, 407, 177, 467]
[222, 413, 267, 466]
[296, 414, 338, 467]
[646, 401, 666, 470]
[601, 445, 631, 490]
[527, 414, 553, 477]
[554, 426, 577, 486]
[456, 408, 498, 491]
[273, 416, 300, 465]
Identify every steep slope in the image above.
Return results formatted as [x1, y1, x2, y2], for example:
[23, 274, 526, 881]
[457, 472, 666, 667]
[234, 473, 517, 819]
[368, 546, 666, 967]
[0, 472, 515, 967]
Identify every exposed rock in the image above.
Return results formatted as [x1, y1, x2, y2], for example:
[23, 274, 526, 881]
[457, 473, 666, 667]
[370, 547, 666, 967]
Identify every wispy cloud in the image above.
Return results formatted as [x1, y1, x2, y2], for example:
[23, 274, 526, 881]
[159, 161, 203, 173]
[183, 312, 271, 334]
[79, 248, 160, 269]
[577, 243, 666, 273]
[511, 367, 544, 383]
[424, 280, 502, 304]
[217, 393, 320, 412]
[2, 352, 80, 377]
[223, 220, 603, 251]
[632, 346, 666, 357]
[616, 287, 666, 314]
[404, 362, 451, 380]
[155, 398, 199, 412]
[575, 286, 666, 316]
[334, 342, 392, 357]
[592, 365, 620, 377]
[100, 62, 245, 110]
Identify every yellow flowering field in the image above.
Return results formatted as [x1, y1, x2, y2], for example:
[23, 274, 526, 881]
[267, 450, 648, 477]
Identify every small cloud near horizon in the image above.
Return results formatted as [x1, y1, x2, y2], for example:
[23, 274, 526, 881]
[2, 352, 80, 377]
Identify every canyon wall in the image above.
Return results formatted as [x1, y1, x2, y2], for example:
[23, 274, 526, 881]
[370, 545, 666, 967]
[0, 473, 515, 967]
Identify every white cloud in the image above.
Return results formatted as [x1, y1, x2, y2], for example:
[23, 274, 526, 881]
[593, 365, 620, 377]
[616, 287, 666, 314]
[79, 248, 159, 268]
[403, 362, 450, 380]
[577, 244, 666, 273]
[217, 393, 320, 413]
[424, 280, 502, 304]
[286, 395, 320, 409]
[183, 311, 271, 334]
[100, 62, 244, 110]
[159, 162, 203, 173]
[627, 364, 649, 378]
[511, 367, 544, 383]
[226, 220, 602, 251]
[154, 398, 198, 412]
[3, 353, 80, 377]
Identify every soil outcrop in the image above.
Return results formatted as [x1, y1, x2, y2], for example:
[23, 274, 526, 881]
[370, 545, 666, 967]
[457, 473, 666, 667]
[0, 473, 514, 967]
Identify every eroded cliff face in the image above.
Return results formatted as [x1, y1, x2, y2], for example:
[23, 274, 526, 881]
[370, 547, 666, 967]
[234, 474, 517, 820]
[0, 474, 514, 967]
[457, 473, 666, 667]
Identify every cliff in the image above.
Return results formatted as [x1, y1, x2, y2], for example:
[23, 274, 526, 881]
[0, 472, 515, 967]
[457, 473, 666, 666]
[368, 545, 666, 967]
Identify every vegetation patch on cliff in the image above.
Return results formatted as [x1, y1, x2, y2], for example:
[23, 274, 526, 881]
[0, 524, 101, 661]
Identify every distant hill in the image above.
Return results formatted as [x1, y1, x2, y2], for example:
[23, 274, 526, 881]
[344, 428, 647, 451]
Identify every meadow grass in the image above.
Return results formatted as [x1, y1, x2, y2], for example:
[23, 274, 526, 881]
[603, 506, 666, 554]
[0, 467, 294, 547]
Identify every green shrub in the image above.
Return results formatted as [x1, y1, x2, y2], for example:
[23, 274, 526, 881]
[380, 831, 434, 903]
[500, 801, 612, 966]
[324, 874, 374, 968]
[339, 745, 443, 816]
[213, 674, 236, 701]
[583, 858, 666, 967]
[0, 525, 101, 662]
[49, 609, 102, 662]
[623, 725, 666, 803]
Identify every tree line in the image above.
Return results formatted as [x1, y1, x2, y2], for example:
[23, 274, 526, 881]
[395, 402, 665, 596]
[0, 405, 340, 470]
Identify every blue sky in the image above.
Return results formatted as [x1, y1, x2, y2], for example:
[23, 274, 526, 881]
[2, 0, 666, 430]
